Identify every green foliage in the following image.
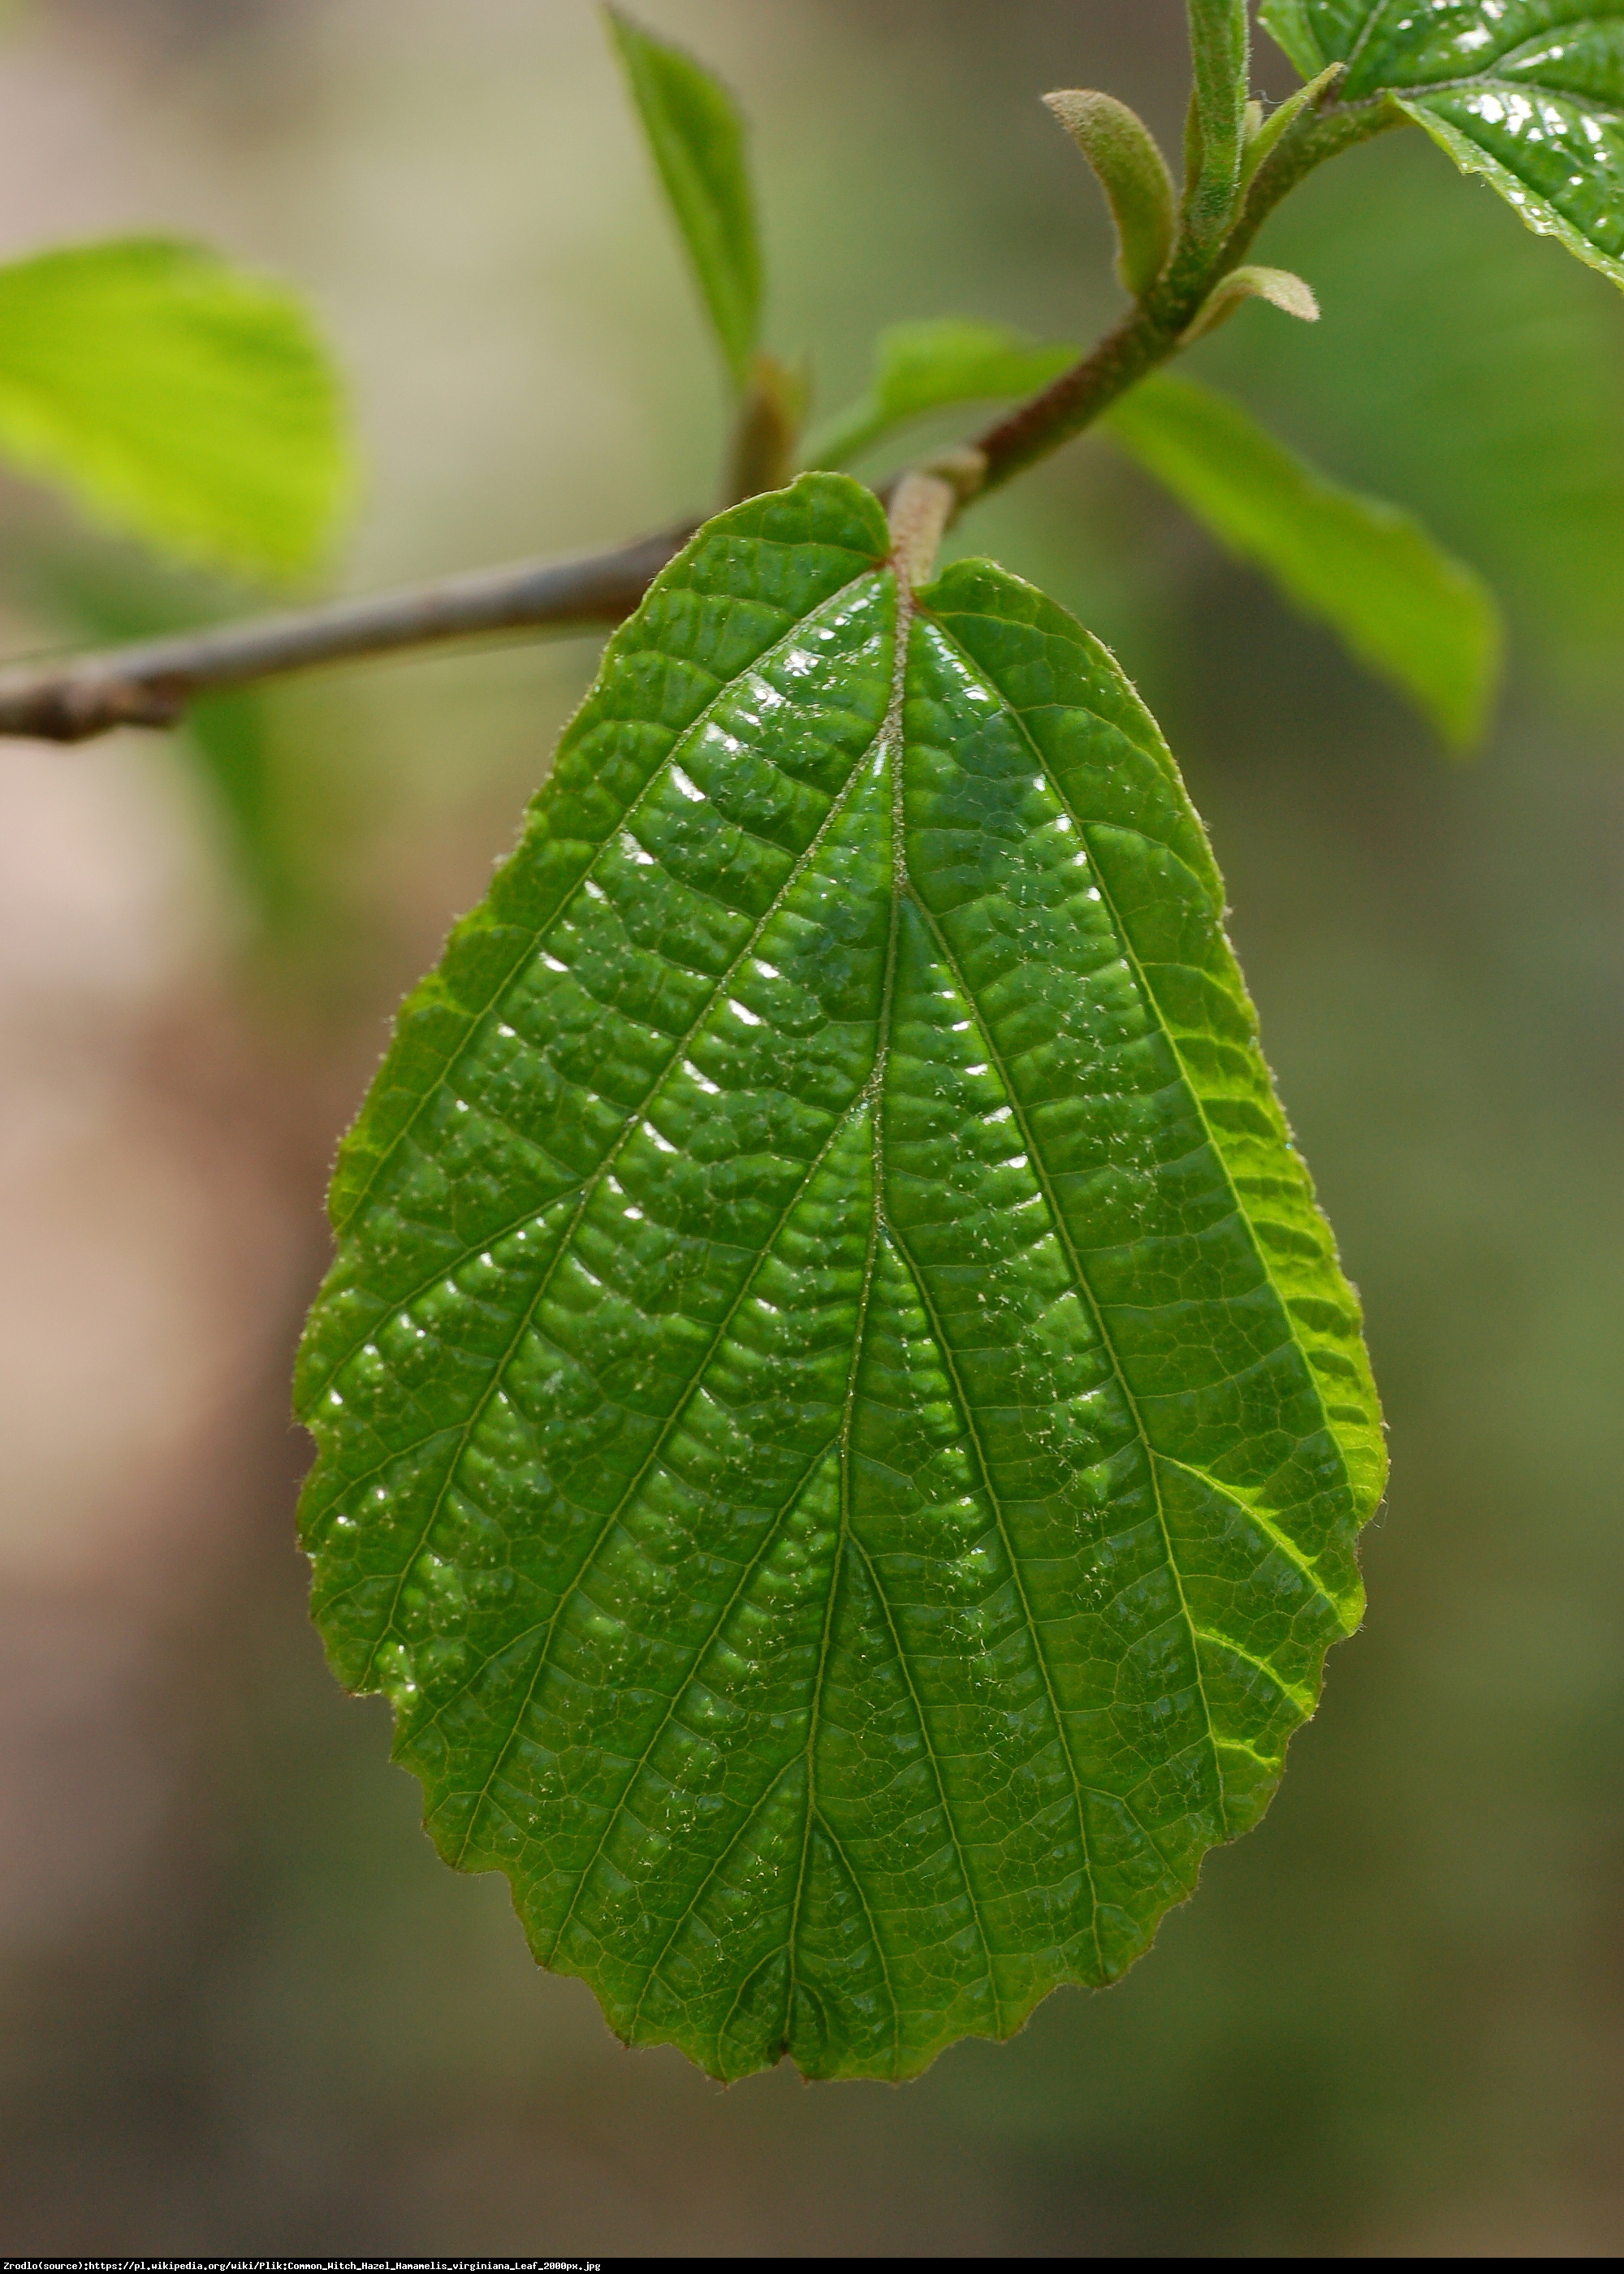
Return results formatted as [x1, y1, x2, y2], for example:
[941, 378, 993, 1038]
[1184, 0, 1252, 252]
[1239, 62, 1344, 188]
[1187, 123, 1624, 705]
[1181, 261, 1321, 339]
[802, 321, 1078, 471]
[1260, 2, 1624, 290]
[296, 473, 1384, 2083]
[608, 8, 762, 392]
[1043, 90, 1177, 299]
[0, 237, 351, 578]
[1105, 375, 1500, 745]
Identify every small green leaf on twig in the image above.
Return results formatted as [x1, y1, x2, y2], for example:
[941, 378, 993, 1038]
[0, 236, 352, 580]
[607, 7, 762, 391]
[1043, 90, 1176, 299]
[801, 319, 1078, 470]
[1182, 262, 1319, 341]
[1240, 61, 1344, 188]
[1104, 372, 1501, 746]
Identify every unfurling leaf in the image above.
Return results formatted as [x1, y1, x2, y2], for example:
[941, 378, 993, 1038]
[1259, 2, 1624, 292]
[801, 320, 1078, 469]
[1184, 0, 1252, 252]
[296, 473, 1384, 2084]
[1104, 374, 1501, 746]
[1043, 89, 1177, 297]
[608, 7, 762, 391]
[0, 237, 351, 578]
[1182, 262, 1320, 340]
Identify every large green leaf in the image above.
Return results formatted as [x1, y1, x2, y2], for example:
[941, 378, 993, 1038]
[0, 237, 351, 578]
[608, 8, 762, 392]
[1104, 373, 1501, 745]
[295, 473, 1384, 2084]
[1259, 2, 1624, 288]
[801, 320, 1079, 470]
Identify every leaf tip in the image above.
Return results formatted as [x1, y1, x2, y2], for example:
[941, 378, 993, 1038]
[1043, 86, 1175, 300]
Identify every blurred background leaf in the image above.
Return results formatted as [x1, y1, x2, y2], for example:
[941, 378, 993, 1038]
[801, 316, 1077, 469]
[1103, 371, 1501, 746]
[609, 6, 761, 392]
[0, 237, 353, 578]
[1190, 124, 1624, 711]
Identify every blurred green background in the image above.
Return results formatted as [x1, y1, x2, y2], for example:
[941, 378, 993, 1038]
[2, 0, 1621, 2255]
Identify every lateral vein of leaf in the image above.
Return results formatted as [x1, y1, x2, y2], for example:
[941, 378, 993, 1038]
[931, 617, 1359, 1563]
[811, 1809, 901, 2075]
[330, 586, 896, 1697]
[624, 1757, 798, 2044]
[1158, 1453, 1351, 1625]
[307, 1184, 587, 1450]
[348, 1183, 594, 1692]
[879, 1216, 1108, 1969]
[1082, 811, 1358, 1489]
[1405, 72, 1624, 110]
[848, 1531, 1001, 2030]
[1190, 1623, 1315, 1714]
[716, 1948, 785, 2078]
[1344, 2, 1397, 80]
[328, 560, 883, 1239]
[896, 668, 1224, 1836]
[451, 1082, 879, 1871]
[543, 1406, 853, 1963]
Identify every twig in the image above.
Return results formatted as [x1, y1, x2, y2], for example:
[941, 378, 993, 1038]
[0, 97, 1400, 747]
[973, 102, 1402, 496]
[0, 525, 691, 742]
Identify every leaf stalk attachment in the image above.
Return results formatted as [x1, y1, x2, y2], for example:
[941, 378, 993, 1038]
[888, 446, 983, 587]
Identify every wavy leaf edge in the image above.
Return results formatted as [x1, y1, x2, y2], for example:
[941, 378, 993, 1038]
[296, 471, 1385, 2084]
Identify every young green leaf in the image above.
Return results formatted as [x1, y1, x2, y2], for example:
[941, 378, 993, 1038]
[1184, 0, 1252, 253]
[1182, 262, 1320, 340]
[1259, 2, 1624, 291]
[1104, 374, 1501, 746]
[607, 7, 762, 392]
[1239, 61, 1344, 187]
[0, 237, 351, 578]
[296, 471, 1385, 2085]
[801, 320, 1078, 469]
[1043, 90, 1177, 298]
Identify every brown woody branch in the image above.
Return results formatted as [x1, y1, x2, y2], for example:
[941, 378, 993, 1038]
[0, 525, 691, 742]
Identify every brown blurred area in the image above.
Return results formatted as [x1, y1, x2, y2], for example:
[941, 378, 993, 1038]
[2, 0, 1622, 2256]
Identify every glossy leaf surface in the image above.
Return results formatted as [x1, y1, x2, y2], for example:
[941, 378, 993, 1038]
[1104, 374, 1501, 744]
[296, 473, 1384, 2083]
[609, 8, 762, 391]
[801, 320, 1078, 471]
[1260, 2, 1624, 287]
[0, 237, 351, 577]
